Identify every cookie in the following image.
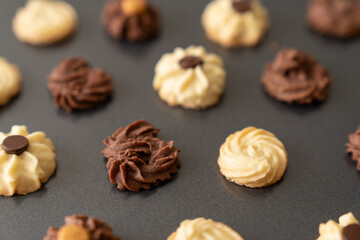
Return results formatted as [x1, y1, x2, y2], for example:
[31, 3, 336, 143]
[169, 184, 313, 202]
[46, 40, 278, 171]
[43, 215, 120, 240]
[102, 0, 160, 42]
[262, 48, 331, 104]
[102, 120, 180, 192]
[13, 0, 77, 45]
[317, 212, 360, 240]
[202, 0, 269, 47]
[153, 46, 226, 109]
[346, 128, 360, 170]
[307, 0, 360, 38]
[0, 58, 21, 106]
[218, 127, 287, 188]
[47, 57, 113, 113]
[168, 218, 244, 240]
[0, 125, 56, 196]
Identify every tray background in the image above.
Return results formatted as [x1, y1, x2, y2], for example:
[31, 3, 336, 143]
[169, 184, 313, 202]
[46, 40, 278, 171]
[1, 0, 360, 239]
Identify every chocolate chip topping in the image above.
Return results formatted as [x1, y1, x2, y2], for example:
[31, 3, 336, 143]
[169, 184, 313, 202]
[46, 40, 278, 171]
[232, 0, 251, 13]
[1, 135, 29, 155]
[307, 0, 360, 38]
[47, 57, 113, 113]
[262, 48, 331, 104]
[102, 0, 160, 42]
[43, 215, 120, 240]
[346, 129, 360, 170]
[342, 224, 360, 240]
[179, 56, 204, 69]
[102, 120, 180, 192]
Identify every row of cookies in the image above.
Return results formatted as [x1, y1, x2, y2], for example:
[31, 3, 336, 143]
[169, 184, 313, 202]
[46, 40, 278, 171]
[0, 45, 332, 112]
[40, 212, 360, 239]
[11, 0, 360, 47]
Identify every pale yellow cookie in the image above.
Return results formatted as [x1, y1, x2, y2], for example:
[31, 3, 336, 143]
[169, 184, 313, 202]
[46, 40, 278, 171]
[202, 0, 269, 48]
[317, 213, 359, 240]
[0, 125, 56, 196]
[153, 46, 226, 109]
[0, 58, 21, 106]
[218, 127, 287, 188]
[168, 218, 244, 240]
[13, 0, 77, 45]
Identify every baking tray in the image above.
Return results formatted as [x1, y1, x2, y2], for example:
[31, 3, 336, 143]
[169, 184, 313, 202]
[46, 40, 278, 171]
[1, 0, 360, 239]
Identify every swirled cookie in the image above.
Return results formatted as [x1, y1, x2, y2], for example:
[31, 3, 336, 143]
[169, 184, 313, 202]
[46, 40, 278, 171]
[262, 48, 331, 104]
[102, 0, 160, 42]
[13, 0, 77, 45]
[47, 57, 113, 113]
[43, 215, 121, 240]
[103, 120, 180, 192]
[168, 218, 244, 240]
[218, 127, 287, 188]
[307, 0, 360, 38]
[0, 125, 56, 196]
[153, 46, 226, 109]
[346, 128, 360, 170]
[202, 0, 269, 47]
[317, 212, 360, 240]
[0, 58, 21, 106]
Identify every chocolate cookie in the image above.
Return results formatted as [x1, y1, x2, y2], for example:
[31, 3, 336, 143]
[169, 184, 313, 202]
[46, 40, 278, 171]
[43, 215, 120, 240]
[307, 0, 360, 38]
[346, 128, 360, 170]
[47, 57, 113, 113]
[262, 48, 331, 104]
[102, 0, 160, 42]
[102, 120, 180, 192]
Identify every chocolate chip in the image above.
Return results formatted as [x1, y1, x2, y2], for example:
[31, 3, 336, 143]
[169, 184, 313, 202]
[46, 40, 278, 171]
[1, 135, 29, 155]
[179, 56, 204, 69]
[342, 224, 360, 240]
[232, 0, 251, 13]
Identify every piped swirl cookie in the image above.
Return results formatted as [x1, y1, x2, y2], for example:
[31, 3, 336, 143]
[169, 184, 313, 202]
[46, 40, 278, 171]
[102, 120, 180, 192]
[43, 215, 121, 240]
[0, 58, 21, 106]
[317, 212, 360, 240]
[47, 57, 113, 113]
[218, 127, 287, 188]
[0, 125, 56, 196]
[262, 48, 331, 104]
[168, 218, 244, 240]
[202, 0, 269, 47]
[13, 0, 77, 45]
[346, 128, 360, 170]
[153, 46, 226, 109]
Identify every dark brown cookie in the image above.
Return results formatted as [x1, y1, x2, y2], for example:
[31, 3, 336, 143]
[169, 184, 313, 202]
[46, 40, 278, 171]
[262, 48, 331, 104]
[102, 0, 160, 42]
[307, 0, 360, 38]
[47, 57, 113, 113]
[346, 128, 360, 170]
[43, 215, 120, 240]
[102, 120, 180, 192]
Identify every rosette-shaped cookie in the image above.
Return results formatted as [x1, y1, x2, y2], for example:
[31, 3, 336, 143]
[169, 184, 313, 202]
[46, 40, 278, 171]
[13, 0, 77, 45]
[346, 128, 360, 170]
[168, 218, 244, 240]
[43, 215, 121, 240]
[102, 120, 180, 192]
[317, 212, 360, 240]
[102, 0, 160, 42]
[153, 46, 226, 109]
[0, 125, 56, 196]
[307, 0, 360, 38]
[0, 58, 21, 106]
[262, 48, 331, 104]
[202, 0, 269, 47]
[218, 127, 287, 188]
[47, 57, 113, 113]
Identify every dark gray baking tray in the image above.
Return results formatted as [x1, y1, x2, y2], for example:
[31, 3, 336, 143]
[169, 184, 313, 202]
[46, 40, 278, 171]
[0, 0, 360, 239]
